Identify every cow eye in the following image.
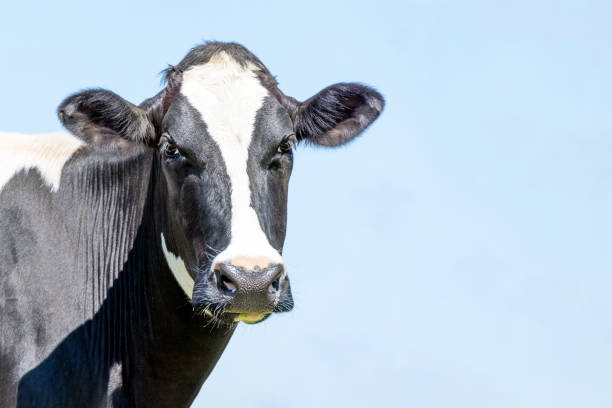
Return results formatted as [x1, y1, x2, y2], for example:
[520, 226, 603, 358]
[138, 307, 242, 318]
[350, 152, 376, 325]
[164, 143, 180, 158]
[277, 142, 291, 153]
[277, 135, 296, 154]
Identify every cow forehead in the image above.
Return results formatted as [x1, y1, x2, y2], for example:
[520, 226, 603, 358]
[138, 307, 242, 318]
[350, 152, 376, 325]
[179, 51, 269, 147]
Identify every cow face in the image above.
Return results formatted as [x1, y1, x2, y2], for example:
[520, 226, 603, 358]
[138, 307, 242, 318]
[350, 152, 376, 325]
[58, 42, 384, 325]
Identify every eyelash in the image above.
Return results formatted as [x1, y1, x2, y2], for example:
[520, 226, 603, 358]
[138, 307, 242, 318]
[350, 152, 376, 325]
[277, 134, 296, 154]
[277, 141, 292, 154]
[160, 134, 180, 159]
[164, 143, 180, 158]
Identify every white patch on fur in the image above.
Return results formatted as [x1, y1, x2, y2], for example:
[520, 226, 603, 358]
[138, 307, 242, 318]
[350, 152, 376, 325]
[0, 132, 85, 192]
[161, 233, 194, 299]
[106, 362, 123, 400]
[180, 52, 283, 268]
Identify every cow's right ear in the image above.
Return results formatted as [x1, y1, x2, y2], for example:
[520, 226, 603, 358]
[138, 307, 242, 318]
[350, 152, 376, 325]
[58, 89, 156, 146]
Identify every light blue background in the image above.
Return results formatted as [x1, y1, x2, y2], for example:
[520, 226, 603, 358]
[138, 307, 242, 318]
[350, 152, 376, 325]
[2, 1, 611, 407]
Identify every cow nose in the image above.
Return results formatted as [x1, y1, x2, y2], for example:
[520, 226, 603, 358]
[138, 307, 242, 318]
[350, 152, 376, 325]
[213, 258, 284, 312]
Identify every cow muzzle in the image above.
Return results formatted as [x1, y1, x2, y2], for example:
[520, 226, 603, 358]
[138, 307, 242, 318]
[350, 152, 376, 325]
[212, 257, 293, 324]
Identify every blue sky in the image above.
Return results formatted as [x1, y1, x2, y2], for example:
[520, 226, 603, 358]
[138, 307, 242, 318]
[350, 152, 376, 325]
[2, 1, 611, 407]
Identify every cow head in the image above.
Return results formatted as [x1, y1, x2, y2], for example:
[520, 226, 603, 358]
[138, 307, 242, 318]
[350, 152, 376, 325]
[58, 42, 384, 325]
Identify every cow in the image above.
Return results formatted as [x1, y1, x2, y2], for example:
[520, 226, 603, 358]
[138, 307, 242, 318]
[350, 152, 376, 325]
[0, 42, 384, 407]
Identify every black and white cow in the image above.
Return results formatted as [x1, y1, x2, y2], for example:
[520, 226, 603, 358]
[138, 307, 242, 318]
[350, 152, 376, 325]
[0, 42, 383, 407]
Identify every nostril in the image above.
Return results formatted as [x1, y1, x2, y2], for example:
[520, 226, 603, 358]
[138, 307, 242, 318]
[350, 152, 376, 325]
[221, 274, 237, 293]
[268, 274, 281, 295]
[215, 268, 237, 296]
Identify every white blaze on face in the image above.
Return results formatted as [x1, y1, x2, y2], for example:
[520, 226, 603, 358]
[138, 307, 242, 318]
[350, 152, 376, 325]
[0, 132, 85, 193]
[180, 52, 283, 269]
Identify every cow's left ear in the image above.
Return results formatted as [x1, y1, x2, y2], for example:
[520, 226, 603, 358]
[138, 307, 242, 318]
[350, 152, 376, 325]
[294, 83, 384, 147]
[58, 89, 156, 146]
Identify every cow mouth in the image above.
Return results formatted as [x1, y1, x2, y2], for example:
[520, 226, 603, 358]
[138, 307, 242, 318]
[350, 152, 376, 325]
[201, 309, 271, 325]
[232, 312, 270, 324]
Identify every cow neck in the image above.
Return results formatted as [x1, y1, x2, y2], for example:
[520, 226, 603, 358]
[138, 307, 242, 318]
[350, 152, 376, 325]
[110, 151, 236, 407]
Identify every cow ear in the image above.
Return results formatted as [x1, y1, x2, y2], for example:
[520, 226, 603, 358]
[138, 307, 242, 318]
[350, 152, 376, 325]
[58, 89, 156, 146]
[294, 83, 384, 147]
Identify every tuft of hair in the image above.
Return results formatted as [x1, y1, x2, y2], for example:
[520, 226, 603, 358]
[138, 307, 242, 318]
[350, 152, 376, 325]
[162, 41, 271, 84]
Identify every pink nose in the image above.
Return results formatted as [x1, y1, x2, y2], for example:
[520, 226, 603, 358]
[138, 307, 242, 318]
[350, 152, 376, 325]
[226, 256, 278, 271]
